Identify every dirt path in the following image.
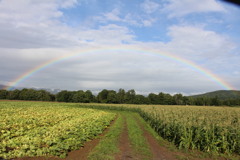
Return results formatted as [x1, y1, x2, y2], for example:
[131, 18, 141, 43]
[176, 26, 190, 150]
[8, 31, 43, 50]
[115, 116, 135, 160]
[134, 116, 177, 160]
[142, 130, 176, 160]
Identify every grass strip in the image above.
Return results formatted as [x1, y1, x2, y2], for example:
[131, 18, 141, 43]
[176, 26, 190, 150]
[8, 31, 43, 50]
[126, 112, 152, 160]
[88, 114, 124, 160]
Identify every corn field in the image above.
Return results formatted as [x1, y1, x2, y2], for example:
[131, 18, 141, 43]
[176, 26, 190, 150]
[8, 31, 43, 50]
[81, 103, 240, 155]
[137, 105, 240, 155]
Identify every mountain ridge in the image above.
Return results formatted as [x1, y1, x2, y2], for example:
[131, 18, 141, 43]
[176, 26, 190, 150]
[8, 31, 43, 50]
[189, 90, 240, 100]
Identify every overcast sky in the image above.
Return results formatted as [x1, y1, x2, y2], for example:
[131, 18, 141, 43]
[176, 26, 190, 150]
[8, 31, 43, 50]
[0, 0, 239, 95]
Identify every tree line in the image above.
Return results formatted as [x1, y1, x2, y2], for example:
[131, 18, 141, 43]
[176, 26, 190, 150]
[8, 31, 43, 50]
[0, 88, 239, 106]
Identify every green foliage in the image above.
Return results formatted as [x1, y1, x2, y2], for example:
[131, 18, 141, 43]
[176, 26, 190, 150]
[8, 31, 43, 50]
[116, 88, 126, 103]
[0, 90, 8, 99]
[0, 89, 54, 101]
[1, 88, 239, 106]
[190, 90, 240, 100]
[56, 90, 73, 102]
[0, 101, 115, 159]
[97, 89, 109, 103]
[78, 103, 240, 156]
[7, 89, 20, 100]
[126, 113, 152, 159]
[139, 106, 240, 155]
[88, 113, 124, 160]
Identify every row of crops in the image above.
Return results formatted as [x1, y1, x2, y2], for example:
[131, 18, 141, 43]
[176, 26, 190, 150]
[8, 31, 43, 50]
[0, 102, 116, 159]
[140, 106, 240, 155]
[0, 101, 239, 159]
[79, 103, 240, 156]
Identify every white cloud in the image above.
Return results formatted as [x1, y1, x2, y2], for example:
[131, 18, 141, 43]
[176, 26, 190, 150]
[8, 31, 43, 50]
[77, 24, 135, 45]
[103, 8, 122, 21]
[165, 25, 235, 60]
[60, 0, 78, 8]
[0, 0, 64, 24]
[141, 0, 160, 14]
[0, 0, 138, 48]
[5, 48, 221, 93]
[1, 23, 237, 92]
[141, 18, 156, 27]
[0, 0, 82, 48]
[164, 0, 226, 18]
[133, 25, 238, 88]
[0, 0, 239, 93]
[95, 7, 156, 27]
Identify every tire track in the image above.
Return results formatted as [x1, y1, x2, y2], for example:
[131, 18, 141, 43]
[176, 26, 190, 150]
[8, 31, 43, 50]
[134, 115, 177, 160]
[115, 115, 134, 160]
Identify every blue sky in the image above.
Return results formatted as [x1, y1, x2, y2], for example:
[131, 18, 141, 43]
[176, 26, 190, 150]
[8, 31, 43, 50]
[0, 0, 239, 95]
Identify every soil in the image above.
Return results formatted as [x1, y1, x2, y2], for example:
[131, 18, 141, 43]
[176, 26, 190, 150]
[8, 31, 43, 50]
[135, 117, 177, 160]
[115, 117, 135, 160]
[143, 129, 177, 160]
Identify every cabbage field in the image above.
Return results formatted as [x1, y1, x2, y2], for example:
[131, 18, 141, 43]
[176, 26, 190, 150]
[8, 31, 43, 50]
[0, 102, 115, 159]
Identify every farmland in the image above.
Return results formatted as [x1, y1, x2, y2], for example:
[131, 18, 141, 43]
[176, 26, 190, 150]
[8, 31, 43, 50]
[80, 104, 240, 155]
[0, 101, 240, 159]
[0, 102, 115, 159]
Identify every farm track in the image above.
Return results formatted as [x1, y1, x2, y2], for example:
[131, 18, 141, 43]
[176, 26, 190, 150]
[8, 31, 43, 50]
[116, 113, 178, 160]
[115, 115, 135, 160]
[134, 116, 177, 160]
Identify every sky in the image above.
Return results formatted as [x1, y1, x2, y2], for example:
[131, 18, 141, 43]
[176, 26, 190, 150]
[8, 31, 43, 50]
[0, 0, 240, 95]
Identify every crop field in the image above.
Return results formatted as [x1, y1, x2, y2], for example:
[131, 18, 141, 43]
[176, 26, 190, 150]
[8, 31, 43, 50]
[78, 103, 240, 156]
[0, 102, 115, 159]
[140, 105, 240, 154]
[0, 101, 240, 160]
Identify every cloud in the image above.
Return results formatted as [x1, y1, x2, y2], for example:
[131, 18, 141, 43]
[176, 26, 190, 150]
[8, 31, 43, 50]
[95, 7, 157, 27]
[0, 0, 65, 24]
[141, 0, 160, 14]
[0, 0, 138, 48]
[0, 0, 82, 48]
[164, 25, 236, 60]
[102, 8, 122, 21]
[5, 49, 221, 93]
[0, 0, 239, 94]
[133, 24, 238, 88]
[164, 0, 226, 18]
[77, 24, 135, 45]
[60, 0, 78, 8]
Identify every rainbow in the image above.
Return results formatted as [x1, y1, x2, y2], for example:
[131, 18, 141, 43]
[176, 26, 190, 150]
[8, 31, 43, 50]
[4, 47, 236, 90]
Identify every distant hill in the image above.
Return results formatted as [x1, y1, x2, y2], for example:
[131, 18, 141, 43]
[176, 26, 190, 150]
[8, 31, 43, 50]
[189, 90, 240, 100]
[0, 84, 7, 90]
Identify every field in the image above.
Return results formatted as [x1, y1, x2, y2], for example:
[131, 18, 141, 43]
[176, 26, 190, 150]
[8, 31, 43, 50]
[0, 101, 240, 160]
[0, 102, 115, 159]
